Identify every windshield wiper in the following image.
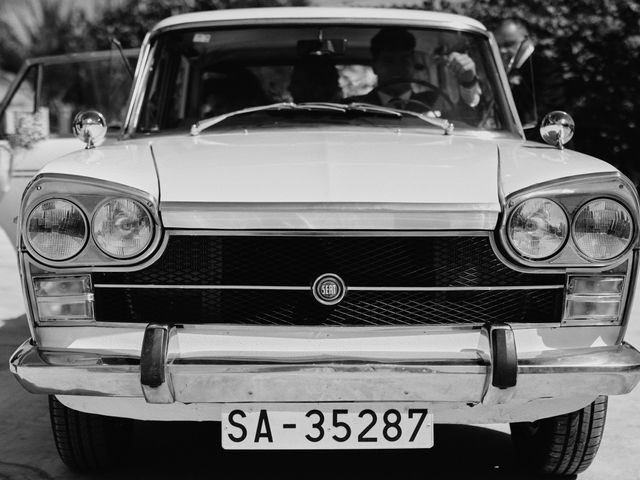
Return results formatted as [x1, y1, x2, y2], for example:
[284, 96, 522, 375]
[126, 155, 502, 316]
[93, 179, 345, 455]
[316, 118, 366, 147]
[191, 102, 347, 135]
[190, 101, 454, 135]
[347, 102, 454, 135]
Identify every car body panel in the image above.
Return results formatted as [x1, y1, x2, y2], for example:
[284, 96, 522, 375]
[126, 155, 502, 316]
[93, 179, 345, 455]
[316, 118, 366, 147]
[498, 140, 618, 197]
[38, 143, 159, 201]
[151, 7, 487, 34]
[152, 130, 500, 206]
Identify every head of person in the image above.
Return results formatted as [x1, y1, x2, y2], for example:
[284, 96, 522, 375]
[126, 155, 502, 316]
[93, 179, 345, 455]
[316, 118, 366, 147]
[289, 56, 340, 103]
[494, 18, 529, 68]
[370, 27, 417, 95]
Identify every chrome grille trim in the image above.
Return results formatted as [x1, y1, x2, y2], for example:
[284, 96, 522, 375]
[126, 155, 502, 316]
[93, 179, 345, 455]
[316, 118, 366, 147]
[94, 284, 564, 292]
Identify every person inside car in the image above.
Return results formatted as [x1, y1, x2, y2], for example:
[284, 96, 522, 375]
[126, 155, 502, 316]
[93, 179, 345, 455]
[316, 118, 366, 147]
[346, 27, 482, 122]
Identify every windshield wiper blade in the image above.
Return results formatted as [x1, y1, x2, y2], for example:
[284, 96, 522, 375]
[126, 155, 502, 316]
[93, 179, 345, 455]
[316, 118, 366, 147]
[347, 102, 454, 135]
[190, 101, 454, 135]
[191, 102, 350, 135]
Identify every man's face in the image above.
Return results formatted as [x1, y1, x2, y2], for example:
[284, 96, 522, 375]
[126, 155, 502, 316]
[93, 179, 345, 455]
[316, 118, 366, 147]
[372, 48, 416, 93]
[495, 22, 526, 68]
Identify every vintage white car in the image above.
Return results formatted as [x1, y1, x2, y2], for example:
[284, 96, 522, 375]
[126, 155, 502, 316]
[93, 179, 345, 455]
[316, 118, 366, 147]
[6, 7, 640, 476]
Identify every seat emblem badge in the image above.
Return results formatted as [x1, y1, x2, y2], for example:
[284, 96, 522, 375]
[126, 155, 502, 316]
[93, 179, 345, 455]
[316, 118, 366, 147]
[312, 273, 346, 306]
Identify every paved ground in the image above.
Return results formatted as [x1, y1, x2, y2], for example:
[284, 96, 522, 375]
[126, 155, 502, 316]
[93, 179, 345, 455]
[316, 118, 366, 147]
[0, 230, 638, 479]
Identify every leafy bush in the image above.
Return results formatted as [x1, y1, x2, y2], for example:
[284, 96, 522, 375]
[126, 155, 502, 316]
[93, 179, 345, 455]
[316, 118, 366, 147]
[416, 0, 640, 183]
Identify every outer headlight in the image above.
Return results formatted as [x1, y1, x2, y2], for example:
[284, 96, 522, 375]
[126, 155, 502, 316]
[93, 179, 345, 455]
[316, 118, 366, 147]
[26, 199, 88, 260]
[507, 198, 568, 259]
[92, 198, 153, 258]
[573, 199, 633, 260]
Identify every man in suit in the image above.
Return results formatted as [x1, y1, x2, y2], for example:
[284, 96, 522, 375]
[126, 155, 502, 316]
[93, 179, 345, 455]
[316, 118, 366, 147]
[346, 27, 482, 123]
[494, 18, 566, 130]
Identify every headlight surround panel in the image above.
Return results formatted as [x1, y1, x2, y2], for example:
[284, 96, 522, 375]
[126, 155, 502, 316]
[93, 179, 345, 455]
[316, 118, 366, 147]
[20, 176, 163, 268]
[499, 173, 640, 268]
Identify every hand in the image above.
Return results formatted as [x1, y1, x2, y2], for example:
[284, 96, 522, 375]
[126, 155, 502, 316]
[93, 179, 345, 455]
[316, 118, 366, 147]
[446, 52, 477, 84]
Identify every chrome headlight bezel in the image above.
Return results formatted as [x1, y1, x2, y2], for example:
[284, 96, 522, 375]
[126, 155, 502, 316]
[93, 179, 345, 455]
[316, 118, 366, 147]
[499, 173, 639, 269]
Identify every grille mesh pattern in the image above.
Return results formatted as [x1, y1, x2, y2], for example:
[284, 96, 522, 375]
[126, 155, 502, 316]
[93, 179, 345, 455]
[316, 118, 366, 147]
[92, 235, 565, 326]
[93, 236, 564, 287]
[93, 288, 563, 326]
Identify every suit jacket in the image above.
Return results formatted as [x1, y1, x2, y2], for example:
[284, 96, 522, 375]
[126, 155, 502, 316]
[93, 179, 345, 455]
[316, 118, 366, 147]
[509, 52, 565, 129]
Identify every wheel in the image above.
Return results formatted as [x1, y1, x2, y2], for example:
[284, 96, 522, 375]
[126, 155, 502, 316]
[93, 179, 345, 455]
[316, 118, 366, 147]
[510, 396, 608, 477]
[48, 395, 133, 472]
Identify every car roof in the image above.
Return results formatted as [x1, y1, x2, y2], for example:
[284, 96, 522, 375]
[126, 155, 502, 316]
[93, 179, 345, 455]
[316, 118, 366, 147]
[152, 7, 486, 34]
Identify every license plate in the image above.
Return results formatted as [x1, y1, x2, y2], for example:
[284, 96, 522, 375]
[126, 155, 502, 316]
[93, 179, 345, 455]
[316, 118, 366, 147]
[221, 403, 433, 450]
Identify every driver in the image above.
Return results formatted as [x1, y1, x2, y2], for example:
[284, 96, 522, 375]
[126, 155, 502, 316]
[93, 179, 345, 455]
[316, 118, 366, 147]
[347, 27, 482, 119]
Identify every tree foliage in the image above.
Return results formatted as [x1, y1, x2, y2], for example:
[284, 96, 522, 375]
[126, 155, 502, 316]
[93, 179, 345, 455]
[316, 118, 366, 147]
[416, 0, 640, 180]
[90, 0, 308, 50]
[0, 0, 89, 72]
[0, 0, 307, 70]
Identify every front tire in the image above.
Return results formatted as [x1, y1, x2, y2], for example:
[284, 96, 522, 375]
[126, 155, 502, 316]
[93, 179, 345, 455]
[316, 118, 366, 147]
[510, 395, 608, 477]
[48, 395, 133, 472]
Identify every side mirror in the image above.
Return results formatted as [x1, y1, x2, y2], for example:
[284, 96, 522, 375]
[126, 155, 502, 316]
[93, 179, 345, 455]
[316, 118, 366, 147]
[507, 38, 535, 74]
[540, 111, 575, 149]
[72, 111, 107, 149]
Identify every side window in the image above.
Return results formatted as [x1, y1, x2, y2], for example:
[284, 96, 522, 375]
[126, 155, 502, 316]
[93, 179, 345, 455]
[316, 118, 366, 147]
[40, 55, 135, 136]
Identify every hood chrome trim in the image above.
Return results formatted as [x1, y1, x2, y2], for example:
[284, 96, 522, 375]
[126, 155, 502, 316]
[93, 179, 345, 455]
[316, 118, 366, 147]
[160, 202, 500, 230]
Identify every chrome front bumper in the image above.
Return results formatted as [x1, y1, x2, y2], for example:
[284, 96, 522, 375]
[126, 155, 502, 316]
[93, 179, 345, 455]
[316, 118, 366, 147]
[9, 323, 640, 407]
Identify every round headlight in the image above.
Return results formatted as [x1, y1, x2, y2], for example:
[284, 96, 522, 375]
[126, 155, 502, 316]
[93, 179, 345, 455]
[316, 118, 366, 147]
[26, 199, 87, 260]
[573, 199, 633, 260]
[92, 198, 153, 258]
[508, 198, 568, 259]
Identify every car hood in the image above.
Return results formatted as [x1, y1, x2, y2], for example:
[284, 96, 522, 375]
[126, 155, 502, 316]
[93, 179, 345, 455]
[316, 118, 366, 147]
[151, 129, 501, 229]
[37, 128, 618, 231]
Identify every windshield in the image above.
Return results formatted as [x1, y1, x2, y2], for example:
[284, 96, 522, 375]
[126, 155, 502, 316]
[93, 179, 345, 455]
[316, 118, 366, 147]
[137, 25, 512, 134]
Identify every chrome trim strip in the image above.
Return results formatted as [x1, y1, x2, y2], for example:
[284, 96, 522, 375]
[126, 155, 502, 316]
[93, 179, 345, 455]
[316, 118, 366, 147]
[160, 202, 500, 230]
[123, 37, 152, 137]
[151, 16, 490, 38]
[167, 229, 493, 237]
[93, 283, 564, 292]
[94, 284, 310, 291]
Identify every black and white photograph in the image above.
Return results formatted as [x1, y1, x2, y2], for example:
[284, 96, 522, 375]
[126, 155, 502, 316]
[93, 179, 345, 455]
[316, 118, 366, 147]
[0, 0, 639, 478]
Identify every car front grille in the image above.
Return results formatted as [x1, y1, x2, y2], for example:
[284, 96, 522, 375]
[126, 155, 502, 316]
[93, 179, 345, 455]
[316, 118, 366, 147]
[92, 234, 566, 326]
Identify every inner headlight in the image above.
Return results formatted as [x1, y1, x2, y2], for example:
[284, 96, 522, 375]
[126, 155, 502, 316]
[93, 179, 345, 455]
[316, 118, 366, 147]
[573, 199, 633, 260]
[26, 199, 87, 260]
[92, 198, 153, 258]
[507, 198, 568, 259]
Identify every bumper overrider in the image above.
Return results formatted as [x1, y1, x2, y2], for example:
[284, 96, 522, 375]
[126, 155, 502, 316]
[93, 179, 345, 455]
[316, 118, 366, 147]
[9, 323, 640, 421]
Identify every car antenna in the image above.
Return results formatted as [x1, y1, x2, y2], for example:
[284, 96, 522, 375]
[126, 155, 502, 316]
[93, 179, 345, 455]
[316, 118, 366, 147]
[111, 38, 134, 79]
